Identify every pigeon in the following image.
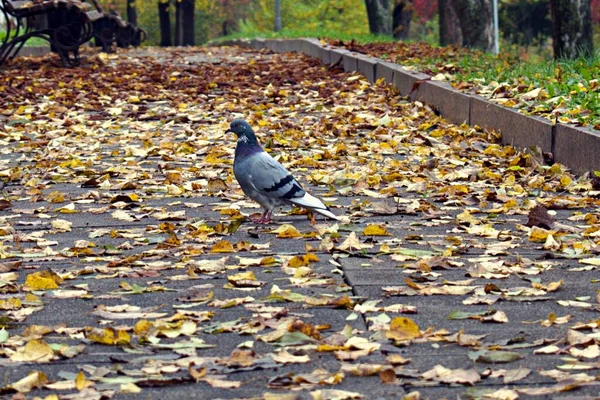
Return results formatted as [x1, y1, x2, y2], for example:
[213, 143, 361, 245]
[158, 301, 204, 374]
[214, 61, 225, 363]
[227, 119, 339, 224]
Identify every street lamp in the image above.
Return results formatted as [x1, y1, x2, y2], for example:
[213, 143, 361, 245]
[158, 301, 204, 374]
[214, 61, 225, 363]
[275, 0, 281, 32]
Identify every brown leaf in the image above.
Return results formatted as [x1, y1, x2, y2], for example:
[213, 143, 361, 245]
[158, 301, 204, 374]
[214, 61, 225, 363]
[526, 205, 555, 229]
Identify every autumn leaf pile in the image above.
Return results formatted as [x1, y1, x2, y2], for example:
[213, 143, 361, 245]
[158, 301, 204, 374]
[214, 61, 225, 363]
[330, 40, 600, 129]
[0, 46, 599, 399]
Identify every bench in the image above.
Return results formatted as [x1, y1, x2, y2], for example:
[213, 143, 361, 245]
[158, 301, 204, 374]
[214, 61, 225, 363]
[0, 0, 101, 66]
[86, 0, 146, 52]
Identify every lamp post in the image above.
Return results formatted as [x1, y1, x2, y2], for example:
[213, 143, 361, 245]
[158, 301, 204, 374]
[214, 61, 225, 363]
[275, 0, 281, 32]
[492, 0, 499, 54]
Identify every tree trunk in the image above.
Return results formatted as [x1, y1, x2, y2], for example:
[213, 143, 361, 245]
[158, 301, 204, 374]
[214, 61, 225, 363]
[550, 0, 593, 59]
[182, 0, 194, 45]
[438, 0, 462, 46]
[450, 0, 494, 51]
[158, 0, 171, 46]
[392, 0, 412, 40]
[127, 0, 137, 25]
[364, 0, 392, 35]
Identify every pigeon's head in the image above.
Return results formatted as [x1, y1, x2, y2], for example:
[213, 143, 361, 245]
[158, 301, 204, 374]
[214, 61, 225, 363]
[226, 119, 257, 144]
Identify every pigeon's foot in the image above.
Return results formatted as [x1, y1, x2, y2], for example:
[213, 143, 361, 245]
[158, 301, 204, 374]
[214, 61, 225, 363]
[250, 211, 272, 224]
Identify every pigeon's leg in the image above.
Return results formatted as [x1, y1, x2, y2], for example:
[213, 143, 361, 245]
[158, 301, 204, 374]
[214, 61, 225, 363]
[250, 209, 272, 224]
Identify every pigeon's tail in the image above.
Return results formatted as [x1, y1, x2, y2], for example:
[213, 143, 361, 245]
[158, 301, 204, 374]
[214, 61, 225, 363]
[290, 192, 340, 221]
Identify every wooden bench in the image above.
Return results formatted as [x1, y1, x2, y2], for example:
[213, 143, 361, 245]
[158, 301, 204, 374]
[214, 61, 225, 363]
[0, 0, 101, 66]
[86, 0, 146, 52]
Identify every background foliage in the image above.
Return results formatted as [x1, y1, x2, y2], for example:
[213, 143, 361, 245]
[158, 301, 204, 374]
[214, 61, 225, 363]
[104, 0, 600, 59]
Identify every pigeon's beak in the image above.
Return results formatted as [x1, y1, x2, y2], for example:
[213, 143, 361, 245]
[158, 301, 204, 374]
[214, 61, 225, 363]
[225, 128, 233, 134]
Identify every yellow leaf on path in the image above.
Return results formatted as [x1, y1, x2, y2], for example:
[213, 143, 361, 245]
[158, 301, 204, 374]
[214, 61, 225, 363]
[529, 226, 553, 242]
[210, 240, 235, 253]
[75, 370, 93, 391]
[422, 364, 480, 385]
[338, 232, 370, 252]
[120, 382, 142, 393]
[86, 327, 131, 345]
[569, 344, 600, 359]
[0, 297, 22, 310]
[386, 317, 421, 341]
[228, 271, 256, 283]
[8, 371, 48, 393]
[51, 219, 72, 232]
[311, 389, 364, 400]
[273, 349, 311, 364]
[111, 210, 135, 222]
[201, 376, 241, 388]
[534, 345, 560, 354]
[580, 257, 600, 266]
[362, 224, 391, 236]
[11, 339, 55, 362]
[270, 224, 302, 238]
[25, 270, 63, 290]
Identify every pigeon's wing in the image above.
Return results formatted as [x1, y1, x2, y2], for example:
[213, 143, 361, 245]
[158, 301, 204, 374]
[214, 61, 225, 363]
[250, 152, 339, 220]
[250, 151, 306, 201]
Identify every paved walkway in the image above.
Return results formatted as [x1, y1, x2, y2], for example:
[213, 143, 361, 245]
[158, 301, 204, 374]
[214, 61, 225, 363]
[0, 46, 599, 400]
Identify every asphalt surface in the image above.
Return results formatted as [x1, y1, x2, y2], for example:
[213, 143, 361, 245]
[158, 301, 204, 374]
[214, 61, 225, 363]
[0, 46, 599, 400]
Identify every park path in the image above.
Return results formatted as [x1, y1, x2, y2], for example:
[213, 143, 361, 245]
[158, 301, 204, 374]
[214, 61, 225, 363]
[0, 46, 599, 400]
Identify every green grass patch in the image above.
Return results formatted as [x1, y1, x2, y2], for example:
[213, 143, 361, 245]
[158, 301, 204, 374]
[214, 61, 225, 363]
[216, 27, 395, 45]
[0, 32, 48, 47]
[405, 48, 600, 127]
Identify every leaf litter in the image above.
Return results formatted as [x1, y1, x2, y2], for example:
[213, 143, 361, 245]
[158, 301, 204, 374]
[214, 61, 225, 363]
[0, 46, 599, 398]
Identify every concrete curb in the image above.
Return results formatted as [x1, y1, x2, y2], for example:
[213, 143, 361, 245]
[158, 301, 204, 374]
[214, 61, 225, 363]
[220, 38, 600, 175]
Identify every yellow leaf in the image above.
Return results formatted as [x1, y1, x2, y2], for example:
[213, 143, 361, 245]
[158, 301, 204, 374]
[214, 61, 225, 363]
[8, 371, 48, 393]
[11, 339, 55, 362]
[270, 224, 302, 238]
[386, 317, 421, 341]
[75, 370, 93, 391]
[25, 270, 63, 290]
[529, 226, 552, 242]
[0, 297, 22, 310]
[228, 271, 256, 283]
[51, 219, 72, 232]
[337, 232, 370, 252]
[362, 224, 391, 236]
[134, 320, 154, 336]
[210, 240, 235, 253]
[120, 382, 142, 393]
[86, 327, 131, 346]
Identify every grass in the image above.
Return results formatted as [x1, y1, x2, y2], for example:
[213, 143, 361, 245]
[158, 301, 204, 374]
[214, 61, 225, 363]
[403, 48, 600, 126]
[0, 32, 48, 47]
[219, 27, 600, 128]
[215, 27, 396, 45]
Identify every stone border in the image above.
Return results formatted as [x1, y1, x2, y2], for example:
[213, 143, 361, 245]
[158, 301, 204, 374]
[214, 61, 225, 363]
[218, 38, 600, 175]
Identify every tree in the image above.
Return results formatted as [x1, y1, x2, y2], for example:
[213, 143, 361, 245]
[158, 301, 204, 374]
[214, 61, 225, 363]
[364, 0, 392, 35]
[175, 0, 195, 45]
[453, 0, 493, 51]
[127, 0, 138, 25]
[158, 0, 171, 46]
[392, 0, 412, 40]
[550, 0, 593, 59]
[438, 0, 462, 46]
